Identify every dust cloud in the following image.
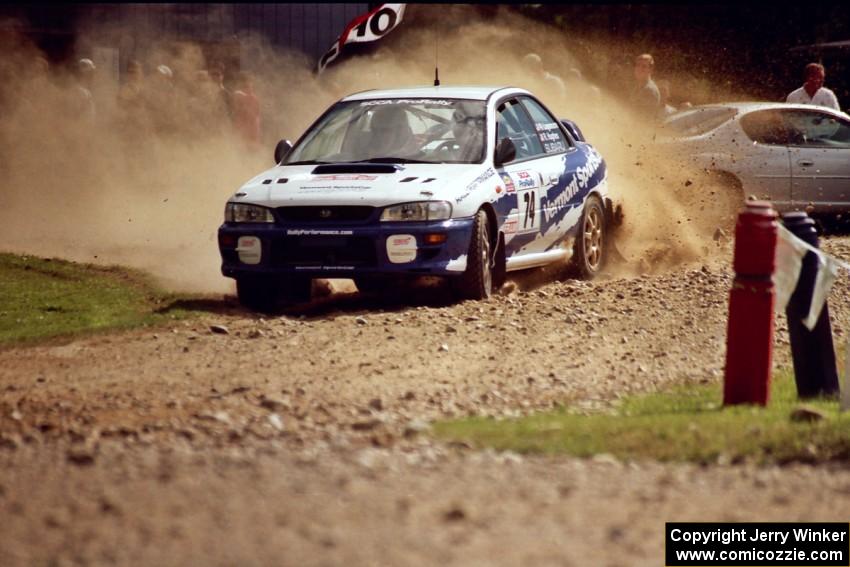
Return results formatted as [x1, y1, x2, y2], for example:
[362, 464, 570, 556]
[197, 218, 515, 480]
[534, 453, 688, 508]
[0, 7, 742, 294]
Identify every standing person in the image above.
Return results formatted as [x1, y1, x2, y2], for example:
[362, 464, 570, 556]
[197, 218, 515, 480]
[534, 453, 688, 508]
[18, 55, 54, 110]
[116, 60, 149, 136]
[231, 72, 261, 151]
[629, 53, 660, 120]
[117, 60, 145, 114]
[145, 64, 177, 136]
[74, 58, 97, 123]
[209, 64, 232, 117]
[522, 53, 567, 100]
[786, 63, 840, 111]
[657, 79, 678, 118]
[566, 67, 602, 103]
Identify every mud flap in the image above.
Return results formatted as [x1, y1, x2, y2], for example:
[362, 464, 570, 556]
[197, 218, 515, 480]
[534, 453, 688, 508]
[491, 232, 506, 289]
[605, 199, 627, 264]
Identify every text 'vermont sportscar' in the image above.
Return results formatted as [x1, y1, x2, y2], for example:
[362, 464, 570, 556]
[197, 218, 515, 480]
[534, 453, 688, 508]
[218, 86, 615, 310]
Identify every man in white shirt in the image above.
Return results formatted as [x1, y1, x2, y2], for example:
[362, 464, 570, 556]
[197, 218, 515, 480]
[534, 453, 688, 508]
[629, 53, 661, 120]
[786, 63, 840, 110]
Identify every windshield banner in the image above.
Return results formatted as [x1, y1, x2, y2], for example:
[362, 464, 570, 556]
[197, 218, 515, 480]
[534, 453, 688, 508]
[317, 4, 407, 74]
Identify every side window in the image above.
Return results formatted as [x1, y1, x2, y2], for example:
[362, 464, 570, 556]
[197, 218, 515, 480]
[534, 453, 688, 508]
[519, 97, 571, 154]
[496, 99, 544, 161]
[739, 110, 797, 145]
[782, 110, 850, 147]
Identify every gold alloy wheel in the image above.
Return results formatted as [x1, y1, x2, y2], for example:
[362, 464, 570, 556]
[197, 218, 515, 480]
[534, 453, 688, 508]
[481, 224, 492, 294]
[583, 205, 603, 271]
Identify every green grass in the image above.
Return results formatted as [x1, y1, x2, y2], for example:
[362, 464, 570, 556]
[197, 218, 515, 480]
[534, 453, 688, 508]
[434, 373, 850, 464]
[0, 253, 199, 346]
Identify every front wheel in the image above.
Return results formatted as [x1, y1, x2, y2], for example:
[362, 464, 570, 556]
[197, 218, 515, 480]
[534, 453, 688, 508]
[570, 195, 605, 279]
[453, 209, 493, 300]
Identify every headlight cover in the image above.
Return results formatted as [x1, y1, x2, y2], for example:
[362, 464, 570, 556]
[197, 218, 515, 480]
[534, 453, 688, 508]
[380, 201, 452, 222]
[225, 203, 274, 223]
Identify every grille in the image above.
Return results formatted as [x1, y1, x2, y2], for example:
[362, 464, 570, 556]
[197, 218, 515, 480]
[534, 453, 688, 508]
[271, 236, 377, 267]
[276, 206, 375, 223]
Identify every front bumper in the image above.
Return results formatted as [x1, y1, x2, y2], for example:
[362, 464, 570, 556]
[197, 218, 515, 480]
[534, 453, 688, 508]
[218, 218, 474, 279]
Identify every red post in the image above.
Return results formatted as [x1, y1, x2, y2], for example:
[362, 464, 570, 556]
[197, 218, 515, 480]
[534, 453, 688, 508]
[723, 201, 778, 406]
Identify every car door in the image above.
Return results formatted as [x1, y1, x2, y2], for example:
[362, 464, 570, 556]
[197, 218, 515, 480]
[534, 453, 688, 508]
[494, 98, 548, 260]
[516, 96, 583, 244]
[781, 109, 850, 212]
[737, 109, 793, 208]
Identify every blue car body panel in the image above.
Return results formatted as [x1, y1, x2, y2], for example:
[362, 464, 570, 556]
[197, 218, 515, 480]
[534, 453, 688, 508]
[219, 217, 474, 278]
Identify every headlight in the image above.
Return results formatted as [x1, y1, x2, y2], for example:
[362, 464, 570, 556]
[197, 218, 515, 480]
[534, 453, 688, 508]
[380, 201, 452, 222]
[225, 203, 274, 223]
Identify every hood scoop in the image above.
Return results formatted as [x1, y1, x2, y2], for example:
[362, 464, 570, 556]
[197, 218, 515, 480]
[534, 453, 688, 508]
[311, 163, 403, 175]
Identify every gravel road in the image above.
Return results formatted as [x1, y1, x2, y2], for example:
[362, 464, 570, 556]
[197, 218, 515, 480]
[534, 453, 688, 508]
[2, 237, 850, 566]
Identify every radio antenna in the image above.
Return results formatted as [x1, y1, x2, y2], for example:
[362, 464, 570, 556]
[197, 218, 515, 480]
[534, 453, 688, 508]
[433, 35, 440, 87]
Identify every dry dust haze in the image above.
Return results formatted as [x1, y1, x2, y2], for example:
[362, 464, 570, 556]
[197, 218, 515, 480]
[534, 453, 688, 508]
[0, 7, 740, 294]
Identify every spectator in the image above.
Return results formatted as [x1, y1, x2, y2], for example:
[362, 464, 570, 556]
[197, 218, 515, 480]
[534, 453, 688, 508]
[209, 64, 232, 116]
[629, 53, 661, 120]
[33, 56, 50, 85]
[657, 79, 678, 118]
[9, 55, 55, 118]
[786, 63, 840, 111]
[565, 66, 602, 103]
[145, 64, 177, 135]
[522, 53, 567, 100]
[28, 56, 52, 101]
[74, 58, 97, 123]
[231, 72, 261, 150]
[193, 69, 230, 134]
[115, 60, 149, 135]
[117, 60, 144, 113]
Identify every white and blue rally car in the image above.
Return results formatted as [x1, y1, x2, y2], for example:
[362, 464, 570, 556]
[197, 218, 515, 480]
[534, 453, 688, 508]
[218, 86, 615, 310]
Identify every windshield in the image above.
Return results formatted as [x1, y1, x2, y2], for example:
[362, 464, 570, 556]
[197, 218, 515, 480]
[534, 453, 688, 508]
[663, 106, 737, 137]
[285, 98, 487, 165]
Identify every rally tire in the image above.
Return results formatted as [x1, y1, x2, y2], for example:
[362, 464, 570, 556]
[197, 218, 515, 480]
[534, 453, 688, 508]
[454, 209, 493, 300]
[570, 195, 605, 280]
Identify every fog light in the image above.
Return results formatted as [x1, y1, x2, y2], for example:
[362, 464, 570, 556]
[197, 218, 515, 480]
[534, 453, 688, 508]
[423, 233, 447, 245]
[387, 234, 417, 264]
[236, 236, 262, 265]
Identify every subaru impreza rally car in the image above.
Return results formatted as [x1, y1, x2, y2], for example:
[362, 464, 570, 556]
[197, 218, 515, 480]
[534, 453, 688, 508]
[218, 86, 615, 310]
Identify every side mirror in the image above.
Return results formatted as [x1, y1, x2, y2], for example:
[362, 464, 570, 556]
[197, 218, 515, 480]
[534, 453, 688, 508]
[494, 138, 516, 167]
[274, 139, 293, 164]
[559, 118, 586, 142]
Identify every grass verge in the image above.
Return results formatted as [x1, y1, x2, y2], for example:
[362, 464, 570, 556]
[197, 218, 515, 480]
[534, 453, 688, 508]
[434, 372, 850, 465]
[0, 253, 199, 346]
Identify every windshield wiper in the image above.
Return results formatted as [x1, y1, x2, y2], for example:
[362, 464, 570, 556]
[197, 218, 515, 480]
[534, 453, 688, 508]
[354, 157, 430, 164]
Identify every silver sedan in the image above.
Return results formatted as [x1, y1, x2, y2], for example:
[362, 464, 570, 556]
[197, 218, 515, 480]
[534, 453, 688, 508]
[660, 102, 850, 213]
